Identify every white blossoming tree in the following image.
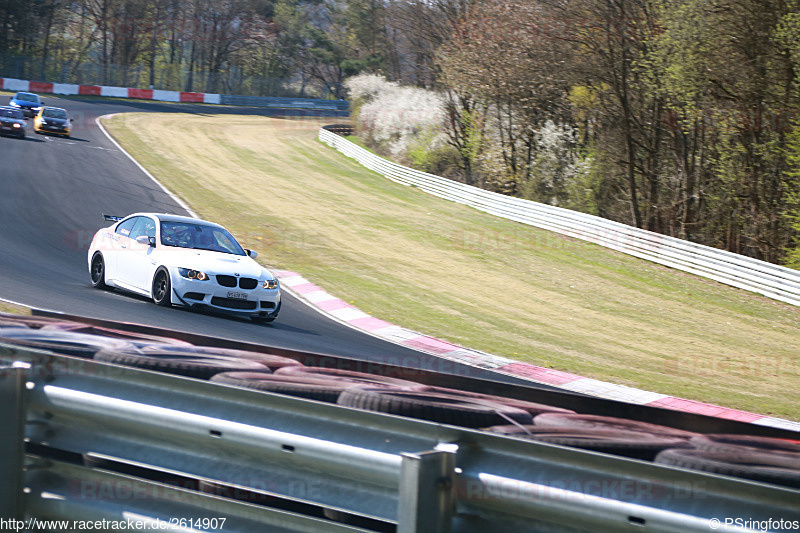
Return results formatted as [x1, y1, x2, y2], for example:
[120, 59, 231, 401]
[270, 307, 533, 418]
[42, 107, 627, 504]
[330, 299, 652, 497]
[345, 73, 453, 166]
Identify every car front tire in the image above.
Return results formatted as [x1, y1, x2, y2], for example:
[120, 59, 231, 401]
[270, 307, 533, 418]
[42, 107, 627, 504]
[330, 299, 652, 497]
[152, 268, 172, 307]
[90, 253, 107, 289]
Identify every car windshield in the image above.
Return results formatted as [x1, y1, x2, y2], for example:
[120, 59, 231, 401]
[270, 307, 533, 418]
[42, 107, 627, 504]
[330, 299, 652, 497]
[16, 93, 39, 102]
[0, 108, 22, 118]
[160, 222, 246, 255]
[43, 108, 66, 119]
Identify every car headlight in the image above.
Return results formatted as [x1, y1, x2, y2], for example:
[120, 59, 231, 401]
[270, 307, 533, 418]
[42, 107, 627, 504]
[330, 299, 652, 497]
[178, 268, 209, 280]
[12, 123, 20, 128]
[263, 278, 278, 289]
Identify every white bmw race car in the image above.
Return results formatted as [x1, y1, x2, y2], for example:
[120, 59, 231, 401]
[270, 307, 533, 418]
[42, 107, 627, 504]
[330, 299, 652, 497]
[87, 213, 281, 323]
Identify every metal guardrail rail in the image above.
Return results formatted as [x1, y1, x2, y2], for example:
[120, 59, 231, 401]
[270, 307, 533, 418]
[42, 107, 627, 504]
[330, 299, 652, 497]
[319, 128, 800, 308]
[2, 344, 799, 532]
[221, 95, 349, 111]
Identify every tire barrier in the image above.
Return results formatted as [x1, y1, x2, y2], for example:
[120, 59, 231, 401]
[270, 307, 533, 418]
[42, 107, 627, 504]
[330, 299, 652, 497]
[0, 327, 138, 358]
[321, 124, 354, 135]
[533, 413, 699, 439]
[337, 388, 534, 428]
[654, 448, 800, 489]
[93, 347, 271, 380]
[689, 434, 800, 456]
[211, 367, 429, 402]
[0, 312, 78, 329]
[426, 386, 576, 416]
[211, 372, 387, 402]
[129, 344, 302, 371]
[0, 320, 31, 329]
[42, 323, 193, 346]
[485, 425, 693, 461]
[273, 366, 429, 390]
[3, 313, 798, 491]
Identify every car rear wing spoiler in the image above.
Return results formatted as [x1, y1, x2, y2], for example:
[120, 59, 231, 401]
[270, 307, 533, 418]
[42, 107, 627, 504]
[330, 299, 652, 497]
[103, 214, 123, 222]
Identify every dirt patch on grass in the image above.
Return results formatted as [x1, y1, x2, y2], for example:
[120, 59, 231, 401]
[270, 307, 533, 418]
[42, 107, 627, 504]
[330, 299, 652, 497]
[103, 113, 800, 420]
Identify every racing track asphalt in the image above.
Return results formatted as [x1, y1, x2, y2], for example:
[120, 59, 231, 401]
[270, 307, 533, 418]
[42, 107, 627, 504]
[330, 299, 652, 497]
[0, 94, 538, 386]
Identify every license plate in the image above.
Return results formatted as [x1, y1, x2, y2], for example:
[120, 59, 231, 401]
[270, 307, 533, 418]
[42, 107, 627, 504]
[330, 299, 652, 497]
[227, 291, 248, 300]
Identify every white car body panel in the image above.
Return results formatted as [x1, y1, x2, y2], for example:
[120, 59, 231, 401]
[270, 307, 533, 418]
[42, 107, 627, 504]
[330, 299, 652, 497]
[87, 213, 281, 321]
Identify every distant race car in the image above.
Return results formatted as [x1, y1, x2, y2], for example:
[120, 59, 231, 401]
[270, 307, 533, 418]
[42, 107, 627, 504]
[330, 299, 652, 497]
[0, 106, 26, 138]
[9, 91, 43, 117]
[88, 213, 281, 323]
[33, 106, 72, 137]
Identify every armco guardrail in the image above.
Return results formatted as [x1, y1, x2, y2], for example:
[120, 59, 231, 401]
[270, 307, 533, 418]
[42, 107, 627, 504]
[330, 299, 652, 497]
[3, 347, 799, 532]
[1, 76, 220, 104]
[319, 128, 800, 308]
[1, 76, 350, 111]
[221, 94, 349, 111]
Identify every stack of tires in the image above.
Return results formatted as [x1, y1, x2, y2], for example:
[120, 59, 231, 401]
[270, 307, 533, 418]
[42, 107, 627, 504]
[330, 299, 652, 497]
[485, 413, 800, 489]
[485, 413, 696, 461]
[655, 434, 800, 489]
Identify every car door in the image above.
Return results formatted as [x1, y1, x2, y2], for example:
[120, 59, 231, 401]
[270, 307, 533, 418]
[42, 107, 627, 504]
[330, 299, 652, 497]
[105, 216, 138, 284]
[120, 216, 158, 292]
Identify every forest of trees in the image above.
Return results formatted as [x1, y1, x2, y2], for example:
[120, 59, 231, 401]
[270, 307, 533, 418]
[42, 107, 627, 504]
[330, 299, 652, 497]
[2, 0, 800, 266]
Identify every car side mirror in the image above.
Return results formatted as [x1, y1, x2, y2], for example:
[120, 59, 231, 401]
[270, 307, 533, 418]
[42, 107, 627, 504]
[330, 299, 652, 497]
[136, 236, 156, 246]
[246, 249, 258, 259]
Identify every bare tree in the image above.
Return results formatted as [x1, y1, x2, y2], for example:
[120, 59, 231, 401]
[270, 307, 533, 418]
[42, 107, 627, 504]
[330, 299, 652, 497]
[437, 0, 573, 191]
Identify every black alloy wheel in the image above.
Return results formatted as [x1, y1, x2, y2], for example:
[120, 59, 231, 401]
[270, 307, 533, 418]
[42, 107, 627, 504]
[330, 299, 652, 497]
[90, 253, 107, 289]
[152, 268, 172, 306]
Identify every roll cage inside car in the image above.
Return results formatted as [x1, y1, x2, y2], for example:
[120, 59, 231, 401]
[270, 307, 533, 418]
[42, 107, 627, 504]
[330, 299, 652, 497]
[105, 214, 246, 256]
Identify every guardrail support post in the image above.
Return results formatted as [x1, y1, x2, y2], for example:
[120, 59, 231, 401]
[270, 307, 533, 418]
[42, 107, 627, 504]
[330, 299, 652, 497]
[0, 361, 29, 519]
[397, 449, 456, 533]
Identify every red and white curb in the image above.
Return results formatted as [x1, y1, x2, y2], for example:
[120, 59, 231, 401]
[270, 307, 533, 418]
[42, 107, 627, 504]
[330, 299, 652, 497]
[275, 270, 800, 432]
[1, 77, 219, 104]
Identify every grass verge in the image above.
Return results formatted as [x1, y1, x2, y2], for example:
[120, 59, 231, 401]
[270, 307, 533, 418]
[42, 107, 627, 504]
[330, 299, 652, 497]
[103, 112, 800, 420]
[0, 300, 31, 315]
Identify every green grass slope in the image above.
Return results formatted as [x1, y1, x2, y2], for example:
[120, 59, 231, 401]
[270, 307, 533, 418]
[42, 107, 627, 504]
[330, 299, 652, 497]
[102, 112, 800, 420]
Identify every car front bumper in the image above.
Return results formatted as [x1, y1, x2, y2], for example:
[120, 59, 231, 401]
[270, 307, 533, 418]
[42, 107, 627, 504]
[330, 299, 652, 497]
[169, 269, 281, 319]
[37, 123, 70, 135]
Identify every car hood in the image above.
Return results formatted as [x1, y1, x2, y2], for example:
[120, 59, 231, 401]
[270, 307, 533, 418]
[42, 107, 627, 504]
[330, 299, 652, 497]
[162, 249, 271, 278]
[43, 117, 67, 124]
